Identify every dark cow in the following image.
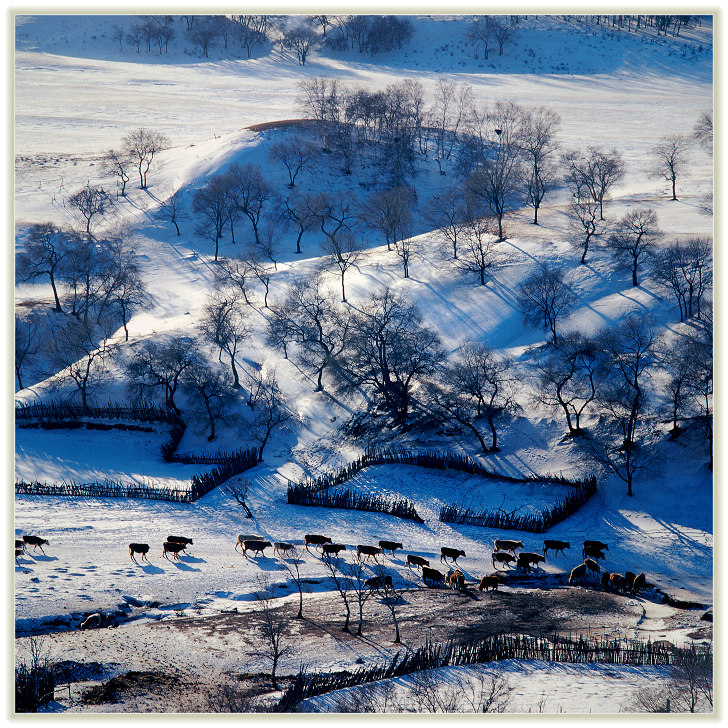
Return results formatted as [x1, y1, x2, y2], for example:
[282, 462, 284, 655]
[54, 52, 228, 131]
[242, 540, 272, 557]
[582, 545, 606, 561]
[422, 566, 445, 587]
[357, 545, 382, 562]
[162, 541, 187, 560]
[15, 539, 24, 551]
[365, 575, 393, 592]
[601, 571, 611, 590]
[583, 540, 608, 554]
[322, 543, 347, 558]
[625, 571, 637, 590]
[631, 572, 646, 595]
[609, 573, 628, 593]
[494, 539, 523, 553]
[15, 549, 24, 564]
[305, 534, 332, 551]
[167, 535, 193, 546]
[517, 552, 545, 573]
[236, 534, 264, 551]
[543, 540, 570, 557]
[440, 547, 465, 564]
[22, 535, 48, 554]
[129, 543, 150, 562]
[405, 554, 429, 569]
[274, 541, 295, 557]
[378, 540, 403, 556]
[584, 557, 600, 576]
[569, 563, 587, 585]
[492, 551, 516, 570]
[478, 575, 502, 591]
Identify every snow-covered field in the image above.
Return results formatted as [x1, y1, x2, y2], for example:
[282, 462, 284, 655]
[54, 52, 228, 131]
[13, 10, 713, 715]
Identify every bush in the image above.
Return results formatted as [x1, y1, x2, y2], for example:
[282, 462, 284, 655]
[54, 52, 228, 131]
[15, 638, 55, 713]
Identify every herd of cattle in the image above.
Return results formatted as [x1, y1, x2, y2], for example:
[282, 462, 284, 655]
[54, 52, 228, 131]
[16, 531, 647, 598]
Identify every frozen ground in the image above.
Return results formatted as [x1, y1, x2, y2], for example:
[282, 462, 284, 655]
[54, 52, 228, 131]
[13, 11, 713, 714]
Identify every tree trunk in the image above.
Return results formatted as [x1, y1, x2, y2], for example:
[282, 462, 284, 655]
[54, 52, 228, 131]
[16, 366, 23, 391]
[672, 175, 677, 201]
[49, 273, 63, 312]
[487, 412, 499, 452]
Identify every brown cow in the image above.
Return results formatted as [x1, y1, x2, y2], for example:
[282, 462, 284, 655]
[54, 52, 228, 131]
[167, 535, 193, 546]
[448, 569, 465, 590]
[22, 535, 48, 554]
[305, 534, 332, 551]
[365, 575, 393, 592]
[274, 541, 295, 557]
[478, 575, 502, 591]
[569, 563, 587, 585]
[243, 540, 272, 557]
[406, 554, 429, 569]
[609, 573, 628, 593]
[625, 571, 637, 590]
[601, 571, 611, 590]
[517, 552, 545, 573]
[15, 539, 24, 551]
[378, 540, 403, 556]
[631, 572, 646, 595]
[440, 547, 465, 564]
[129, 543, 150, 562]
[543, 540, 570, 557]
[422, 566, 445, 587]
[322, 543, 347, 558]
[494, 539, 523, 553]
[584, 558, 600, 576]
[357, 545, 382, 562]
[492, 551, 516, 570]
[162, 541, 187, 560]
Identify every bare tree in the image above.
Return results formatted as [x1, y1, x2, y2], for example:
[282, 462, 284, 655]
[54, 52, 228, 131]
[252, 370, 293, 461]
[214, 254, 253, 305]
[126, 336, 199, 412]
[686, 321, 713, 469]
[492, 16, 518, 55]
[280, 192, 317, 254]
[457, 211, 505, 286]
[193, 176, 229, 260]
[102, 149, 131, 197]
[566, 198, 603, 265]
[225, 163, 272, 245]
[112, 24, 124, 51]
[188, 18, 217, 57]
[15, 313, 43, 391]
[652, 237, 712, 321]
[344, 559, 374, 636]
[530, 332, 603, 436]
[562, 146, 625, 220]
[297, 76, 341, 151]
[517, 263, 576, 344]
[16, 222, 73, 312]
[158, 190, 186, 236]
[126, 24, 143, 53]
[322, 553, 352, 633]
[182, 360, 236, 441]
[122, 128, 169, 189]
[49, 317, 115, 412]
[651, 135, 689, 201]
[519, 105, 561, 224]
[465, 16, 495, 59]
[244, 250, 273, 308]
[268, 273, 351, 392]
[465, 102, 525, 240]
[280, 26, 320, 65]
[269, 136, 315, 187]
[587, 314, 657, 496]
[428, 78, 473, 174]
[607, 208, 660, 286]
[200, 291, 249, 387]
[423, 186, 468, 260]
[693, 111, 712, 155]
[338, 288, 444, 430]
[223, 479, 253, 518]
[378, 579, 403, 643]
[313, 191, 361, 302]
[252, 579, 292, 690]
[68, 184, 109, 236]
[360, 185, 416, 254]
[231, 15, 270, 58]
[440, 342, 516, 453]
[276, 546, 307, 619]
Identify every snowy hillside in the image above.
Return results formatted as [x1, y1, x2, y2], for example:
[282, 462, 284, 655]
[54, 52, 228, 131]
[14, 12, 713, 715]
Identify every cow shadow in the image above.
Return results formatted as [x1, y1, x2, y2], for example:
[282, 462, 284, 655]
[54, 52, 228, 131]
[139, 563, 165, 575]
[25, 554, 58, 562]
[167, 561, 201, 572]
[246, 556, 285, 571]
[181, 555, 206, 564]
